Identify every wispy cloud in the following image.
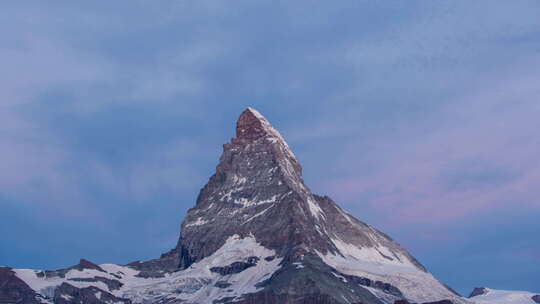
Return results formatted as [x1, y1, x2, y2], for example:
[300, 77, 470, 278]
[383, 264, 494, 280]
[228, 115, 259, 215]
[1, 0, 539, 294]
[322, 58, 540, 225]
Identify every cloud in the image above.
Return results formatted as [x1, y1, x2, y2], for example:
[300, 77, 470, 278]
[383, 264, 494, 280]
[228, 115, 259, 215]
[0, 1, 225, 216]
[321, 56, 540, 225]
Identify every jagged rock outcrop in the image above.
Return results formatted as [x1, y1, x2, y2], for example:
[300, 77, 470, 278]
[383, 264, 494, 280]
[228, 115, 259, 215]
[53, 282, 131, 304]
[3, 108, 470, 304]
[468, 288, 487, 298]
[0, 267, 44, 304]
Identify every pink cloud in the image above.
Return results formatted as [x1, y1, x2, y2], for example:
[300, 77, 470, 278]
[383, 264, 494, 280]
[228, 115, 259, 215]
[322, 58, 540, 226]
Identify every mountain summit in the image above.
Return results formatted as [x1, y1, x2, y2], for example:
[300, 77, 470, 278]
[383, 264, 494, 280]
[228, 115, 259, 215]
[1, 108, 469, 304]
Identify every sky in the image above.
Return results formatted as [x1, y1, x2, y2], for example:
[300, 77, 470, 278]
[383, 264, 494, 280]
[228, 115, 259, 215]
[1, 0, 539, 296]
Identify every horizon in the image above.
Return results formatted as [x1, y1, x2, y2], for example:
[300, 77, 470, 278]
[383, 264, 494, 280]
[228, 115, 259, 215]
[1, 0, 539, 297]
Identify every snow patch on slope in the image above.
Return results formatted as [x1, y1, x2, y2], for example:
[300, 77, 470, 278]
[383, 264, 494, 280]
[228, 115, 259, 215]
[14, 267, 123, 297]
[15, 235, 282, 304]
[318, 239, 469, 304]
[470, 288, 539, 304]
[329, 237, 418, 272]
[121, 234, 282, 303]
[185, 217, 209, 227]
[307, 196, 325, 220]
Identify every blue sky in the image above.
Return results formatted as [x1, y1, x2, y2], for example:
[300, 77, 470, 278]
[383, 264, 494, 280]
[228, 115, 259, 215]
[1, 0, 539, 295]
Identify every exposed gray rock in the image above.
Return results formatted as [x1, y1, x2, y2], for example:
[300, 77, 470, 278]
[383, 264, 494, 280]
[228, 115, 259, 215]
[468, 287, 488, 298]
[53, 282, 131, 304]
[0, 267, 44, 304]
[36, 258, 106, 279]
[394, 300, 454, 304]
[73, 259, 106, 272]
[210, 257, 259, 276]
[214, 281, 233, 289]
[338, 271, 402, 297]
[127, 248, 181, 278]
[469, 287, 487, 298]
[244, 253, 403, 304]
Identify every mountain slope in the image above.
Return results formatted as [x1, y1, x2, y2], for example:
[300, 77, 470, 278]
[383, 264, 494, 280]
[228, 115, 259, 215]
[4, 108, 469, 304]
[469, 287, 540, 304]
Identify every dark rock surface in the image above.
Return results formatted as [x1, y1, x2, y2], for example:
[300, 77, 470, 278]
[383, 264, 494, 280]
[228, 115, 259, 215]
[394, 300, 454, 304]
[36, 258, 106, 279]
[468, 287, 487, 298]
[53, 282, 131, 304]
[127, 248, 181, 278]
[532, 294, 540, 304]
[339, 272, 402, 297]
[0, 267, 43, 304]
[210, 257, 259, 276]
[214, 281, 233, 289]
[74, 259, 105, 272]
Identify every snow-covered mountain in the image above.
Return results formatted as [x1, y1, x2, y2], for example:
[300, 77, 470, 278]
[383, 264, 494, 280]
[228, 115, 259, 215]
[0, 108, 522, 304]
[469, 287, 540, 304]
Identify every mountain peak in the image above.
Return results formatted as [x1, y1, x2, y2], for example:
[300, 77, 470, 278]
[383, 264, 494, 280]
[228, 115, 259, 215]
[236, 107, 274, 140]
[234, 107, 300, 176]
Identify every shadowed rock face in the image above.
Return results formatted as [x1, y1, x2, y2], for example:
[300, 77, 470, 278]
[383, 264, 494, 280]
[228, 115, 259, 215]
[395, 300, 454, 304]
[532, 295, 540, 304]
[232, 254, 387, 304]
[0, 267, 42, 304]
[36, 258, 107, 279]
[53, 282, 131, 304]
[74, 259, 105, 273]
[468, 287, 487, 298]
[210, 257, 260, 275]
[236, 108, 272, 140]
[127, 248, 181, 278]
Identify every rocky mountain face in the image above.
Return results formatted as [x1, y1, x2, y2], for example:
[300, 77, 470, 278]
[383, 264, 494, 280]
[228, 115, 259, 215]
[3, 108, 473, 304]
